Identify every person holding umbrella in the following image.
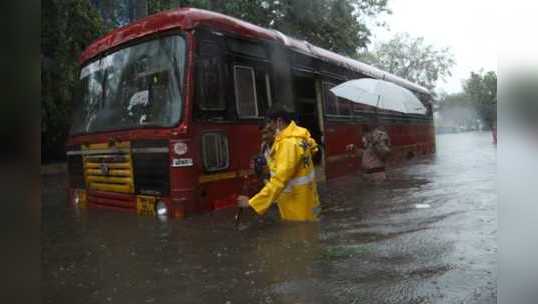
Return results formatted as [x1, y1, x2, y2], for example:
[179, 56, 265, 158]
[329, 78, 426, 183]
[236, 105, 320, 221]
[361, 116, 391, 183]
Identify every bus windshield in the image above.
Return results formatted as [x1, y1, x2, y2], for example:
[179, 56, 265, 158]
[71, 35, 186, 134]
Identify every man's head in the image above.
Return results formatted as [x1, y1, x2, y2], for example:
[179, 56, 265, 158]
[266, 104, 291, 133]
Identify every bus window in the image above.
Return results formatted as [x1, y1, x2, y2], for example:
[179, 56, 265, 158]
[202, 132, 230, 172]
[323, 81, 355, 118]
[322, 82, 338, 115]
[338, 99, 352, 116]
[254, 70, 272, 116]
[197, 57, 225, 110]
[265, 74, 272, 107]
[234, 65, 259, 118]
[418, 92, 433, 117]
[196, 41, 226, 111]
[226, 38, 267, 59]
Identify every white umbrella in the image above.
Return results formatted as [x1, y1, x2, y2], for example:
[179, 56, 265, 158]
[329, 78, 427, 114]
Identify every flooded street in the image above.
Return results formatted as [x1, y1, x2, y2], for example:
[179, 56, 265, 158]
[42, 131, 496, 304]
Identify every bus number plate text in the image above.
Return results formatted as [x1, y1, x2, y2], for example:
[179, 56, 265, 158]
[136, 196, 156, 216]
[172, 158, 193, 167]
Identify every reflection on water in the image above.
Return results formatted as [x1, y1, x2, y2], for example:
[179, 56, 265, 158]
[43, 132, 496, 304]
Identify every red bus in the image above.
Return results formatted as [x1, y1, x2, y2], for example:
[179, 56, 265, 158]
[67, 8, 435, 218]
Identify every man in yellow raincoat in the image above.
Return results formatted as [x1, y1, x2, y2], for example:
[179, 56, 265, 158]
[237, 106, 320, 221]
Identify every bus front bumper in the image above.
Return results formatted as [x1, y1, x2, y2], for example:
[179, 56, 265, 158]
[69, 188, 188, 219]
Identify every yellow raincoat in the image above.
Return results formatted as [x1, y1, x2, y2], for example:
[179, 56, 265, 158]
[249, 121, 320, 221]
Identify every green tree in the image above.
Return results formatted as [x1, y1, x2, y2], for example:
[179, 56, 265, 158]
[97, 0, 390, 56]
[91, 0, 130, 28]
[463, 71, 497, 128]
[42, 0, 105, 161]
[216, 0, 390, 56]
[437, 92, 478, 130]
[437, 70, 497, 130]
[360, 33, 455, 91]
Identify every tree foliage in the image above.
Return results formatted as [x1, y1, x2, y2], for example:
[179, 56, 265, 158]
[361, 33, 455, 91]
[462, 71, 497, 127]
[438, 70, 497, 129]
[42, 0, 105, 161]
[436, 92, 478, 130]
[91, 0, 150, 28]
[227, 0, 388, 56]
[93, 0, 390, 56]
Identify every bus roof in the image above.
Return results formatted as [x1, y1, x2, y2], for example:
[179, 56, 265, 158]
[80, 8, 431, 96]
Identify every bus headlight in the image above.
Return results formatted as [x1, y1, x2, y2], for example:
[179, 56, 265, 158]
[173, 142, 188, 156]
[72, 189, 86, 207]
[155, 201, 168, 216]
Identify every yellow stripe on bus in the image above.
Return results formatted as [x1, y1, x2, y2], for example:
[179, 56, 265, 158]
[86, 169, 132, 177]
[88, 182, 133, 193]
[198, 171, 238, 184]
[82, 141, 131, 150]
[198, 169, 255, 184]
[85, 163, 132, 169]
[86, 176, 132, 184]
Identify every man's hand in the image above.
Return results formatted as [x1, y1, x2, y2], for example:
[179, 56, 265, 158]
[237, 195, 250, 208]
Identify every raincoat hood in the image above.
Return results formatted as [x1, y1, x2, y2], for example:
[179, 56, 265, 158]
[276, 121, 309, 140]
[275, 121, 318, 154]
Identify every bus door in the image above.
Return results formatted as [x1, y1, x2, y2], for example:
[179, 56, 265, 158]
[192, 31, 238, 212]
[314, 78, 327, 182]
[291, 72, 326, 182]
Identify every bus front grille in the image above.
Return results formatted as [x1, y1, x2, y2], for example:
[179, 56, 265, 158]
[83, 142, 135, 194]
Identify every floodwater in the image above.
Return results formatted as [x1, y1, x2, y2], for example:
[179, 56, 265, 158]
[42, 131, 496, 304]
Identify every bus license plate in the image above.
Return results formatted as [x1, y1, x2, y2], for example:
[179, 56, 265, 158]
[136, 196, 156, 216]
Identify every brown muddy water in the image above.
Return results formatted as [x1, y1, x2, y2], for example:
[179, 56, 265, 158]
[42, 131, 496, 304]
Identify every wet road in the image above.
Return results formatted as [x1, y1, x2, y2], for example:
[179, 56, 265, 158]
[42, 131, 496, 304]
